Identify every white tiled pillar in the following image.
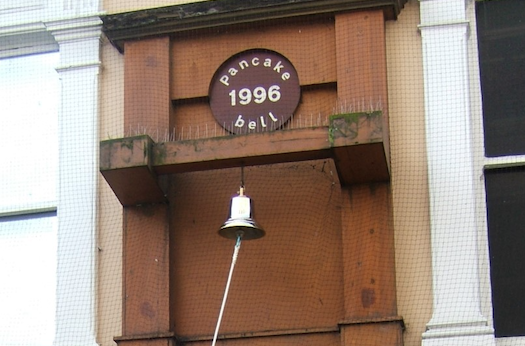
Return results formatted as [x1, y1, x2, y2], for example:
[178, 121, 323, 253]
[48, 15, 102, 346]
[419, 0, 495, 345]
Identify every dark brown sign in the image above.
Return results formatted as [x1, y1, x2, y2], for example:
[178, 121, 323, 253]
[209, 49, 301, 135]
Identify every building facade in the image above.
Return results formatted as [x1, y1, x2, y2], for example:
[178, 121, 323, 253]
[1, 0, 524, 345]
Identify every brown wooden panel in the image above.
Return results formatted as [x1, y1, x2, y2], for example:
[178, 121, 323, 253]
[100, 136, 153, 171]
[329, 111, 389, 185]
[168, 163, 344, 336]
[124, 204, 170, 335]
[181, 330, 340, 346]
[341, 183, 397, 319]
[171, 100, 223, 141]
[116, 338, 174, 346]
[99, 125, 390, 204]
[125, 37, 172, 138]
[170, 17, 336, 100]
[101, 166, 166, 206]
[335, 10, 386, 105]
[154, 127, 331, 174]
[332, 144, 389, 185]
[171, 85, 337, 141]
[100, 136, 166, 206]
[294, 85, 338, 128]
[341, 321, 403, 346]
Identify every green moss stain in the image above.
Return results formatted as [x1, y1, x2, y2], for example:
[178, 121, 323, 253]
[100, 135, 153, 150]
[328, 111, 382, 146]
[100, 135, 155, 167]
[154, 143, 168, 165]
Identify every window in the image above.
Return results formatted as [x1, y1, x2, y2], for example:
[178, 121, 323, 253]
[485, 167, 525, 338]
[476, 0, 525, 157]
[0, 213, 57, 346]
[476, 0, 525, 338]
[0, 53, 58, 211]
[0, 52, 59, 345]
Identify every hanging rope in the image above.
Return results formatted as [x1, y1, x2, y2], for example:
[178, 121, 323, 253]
[240, 165, 245, 190]
[211, 233, 242, 346]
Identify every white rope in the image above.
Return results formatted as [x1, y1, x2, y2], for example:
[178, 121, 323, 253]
[211, 235, 242, 346]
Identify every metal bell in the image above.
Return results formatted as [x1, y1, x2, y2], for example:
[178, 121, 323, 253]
[218, 187, 265, 240]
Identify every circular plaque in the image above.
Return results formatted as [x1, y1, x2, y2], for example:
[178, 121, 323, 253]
[209, 49, 301, 135]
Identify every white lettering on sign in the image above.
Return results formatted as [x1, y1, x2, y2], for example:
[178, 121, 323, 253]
[239, 60, 249, 69]
[220, 75, 230, 86]
[209, 49, 300, 135]
[235, 115, 245, 127]
[234, 112, 281, 129]
[228, 85, 281, 106]
[219, 56, 291, 86]
[273, 61, 284, 73]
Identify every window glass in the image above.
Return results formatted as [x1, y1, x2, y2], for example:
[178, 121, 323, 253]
[0, 53, 59, 211]
[0, 213, 57, 346]
[476, 0, 525, 157]
[485, 166, 525, 337]
[0, 52, 59, 345]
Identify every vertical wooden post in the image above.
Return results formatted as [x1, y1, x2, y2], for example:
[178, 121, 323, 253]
[335, 8, 390, 165]
[335, 10, 402, 346]
[340, 185, 402, 341]
[123, 205, 170, 334]
[118, 37, 174, 346]
[342, 185, 396, 318]
[124, 37, 173, 139]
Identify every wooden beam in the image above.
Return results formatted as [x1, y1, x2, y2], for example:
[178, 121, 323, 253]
[341, 319, 403, 346]
[153, 127, 332, 174]
[102, 0, 408, 53]
[100, 118, 389, 206]
[329, 111, 389, 184]
[116, 337, 174, 346]
[100, 135, 166, 206]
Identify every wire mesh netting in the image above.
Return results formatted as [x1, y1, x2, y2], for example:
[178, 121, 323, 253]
[2, 0, 524, 345]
